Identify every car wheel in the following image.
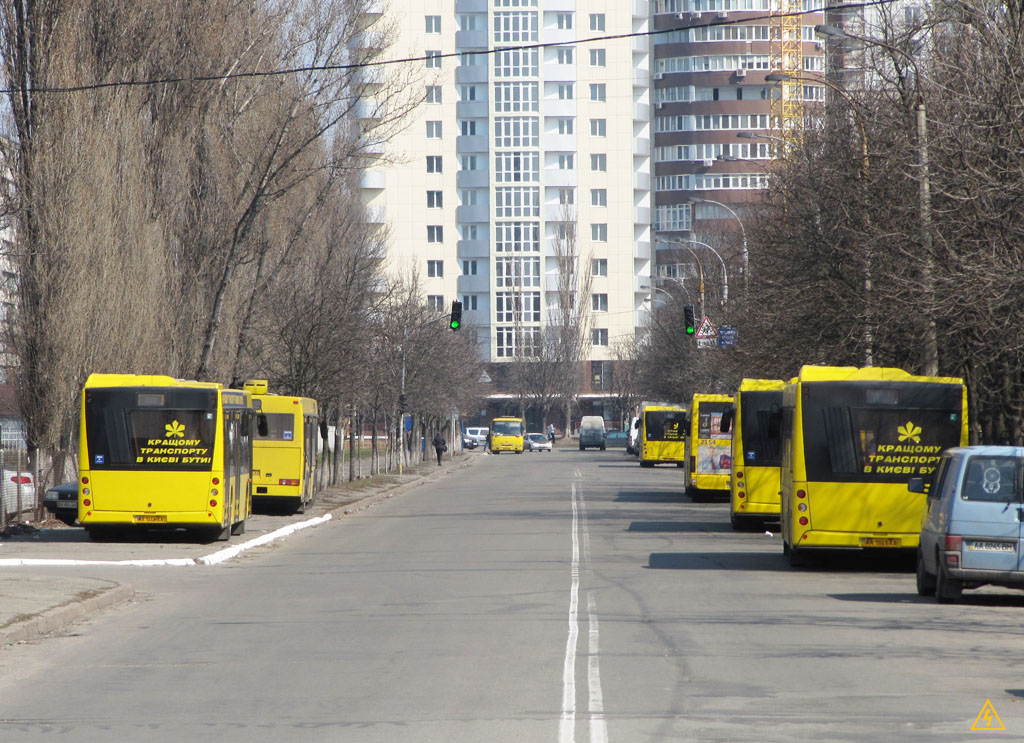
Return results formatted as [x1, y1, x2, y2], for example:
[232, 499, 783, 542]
[935, 558, 963, 603]
[916, 549, 937, 596]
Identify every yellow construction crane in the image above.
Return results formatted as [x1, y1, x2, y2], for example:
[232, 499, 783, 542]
[769, 0, 804, 152]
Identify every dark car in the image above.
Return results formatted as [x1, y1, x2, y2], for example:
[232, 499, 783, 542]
[605, 431, 629, 449]
[43, 481, 79, 526]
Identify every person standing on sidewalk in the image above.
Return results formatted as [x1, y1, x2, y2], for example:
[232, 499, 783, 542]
[547, 422, 555, 444]
[432, 431, 447, 466]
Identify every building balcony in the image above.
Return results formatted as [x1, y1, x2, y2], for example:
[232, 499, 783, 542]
[633, 36, 650, 55]
[635, 240, 652, 260]
[544, 169, 577, 187]
[360, 0, 384, 16]
[456, 30, 488, 49]
[456, 134, 489, 153]
[634, 171, 651, 190]
[544, 202, 572, 221]
[635, 276, 653, 295]
[633, 0, 650, 18]
[354, 66, 385, 87]
[456, 204, 490, 223]
[365, 205, 386, 224]
[360, 171, 386, 190]
[546, 63, 576, 82]
[543, 99, 576, 118]
[633, 137, 650, 156]
[455, 0, 486, 11]
[353, 99, 383, 122]
[634, 102, 650, 121]
[457, 100, 489, 119]
[543, 29, 576, 45]
[456, 66, 488, 84]
[543, 0, 576, 10]
[634, 206, 651, 225]
[544, 274, 562, 292]
[457, 170, 490, 188]
[544, 133, 576, 152]
[458, 274, 489, 294]
[458, 239, 490, 258]
[633, 69, 650, 88]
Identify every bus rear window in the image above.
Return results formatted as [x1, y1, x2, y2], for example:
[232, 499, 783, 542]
[257, 413, 297, 441]
[492, 420, 522, 436]
[645, 411, 685, 441]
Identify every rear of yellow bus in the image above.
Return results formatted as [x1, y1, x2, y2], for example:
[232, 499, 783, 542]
[686, 394, 734, 500]
[248, 380, 318, 513]
[729, 380, 785, 530]
[639, 406, 687, 467]
[78, 374, 236, 540]
[490, 417, 525, 453]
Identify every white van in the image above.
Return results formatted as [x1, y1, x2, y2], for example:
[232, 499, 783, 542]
[579, 416, 607, 451]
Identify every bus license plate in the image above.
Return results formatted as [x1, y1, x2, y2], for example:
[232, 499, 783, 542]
[860, 537, 901, 548]
[967, 541, 1015, 552]
[134, 515, 167, 523]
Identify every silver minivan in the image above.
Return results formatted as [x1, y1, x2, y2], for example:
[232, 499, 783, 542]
[912, 445, 1024, 603]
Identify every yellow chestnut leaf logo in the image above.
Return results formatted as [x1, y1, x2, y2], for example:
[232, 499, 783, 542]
[165, 420, 186, 438]
[897, 422, 922, 443]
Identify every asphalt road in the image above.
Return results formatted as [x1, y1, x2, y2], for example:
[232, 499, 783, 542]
[1, 448, 1023, 742]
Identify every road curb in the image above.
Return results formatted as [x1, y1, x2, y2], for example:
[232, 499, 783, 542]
[0, 582, 136, 645]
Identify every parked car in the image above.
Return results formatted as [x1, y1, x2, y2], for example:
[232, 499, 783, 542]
[43, 481, 79, 526]
[626, 416, 640, 455]
[605, 431, 629, 449]
[465, 427, 489, 447]
[462, 435, 478, 450]
[913, 445, 1024, 603]
[1, 473, 36, 515]
[579, 416, 607, 451]
[526, 433, 552, 452]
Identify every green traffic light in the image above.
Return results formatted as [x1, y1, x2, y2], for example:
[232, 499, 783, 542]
[685, 326, 695, 334]
[450, 320, 460, 330]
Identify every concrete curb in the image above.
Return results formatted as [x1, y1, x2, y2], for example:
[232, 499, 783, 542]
[0, 583, 136, 644]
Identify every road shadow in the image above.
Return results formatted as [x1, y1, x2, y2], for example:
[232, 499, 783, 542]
[829, 592, 1024, 607]
[615, 490, 688, 504]
[629, 520, 732, 533]
[648, 551, 787, 571]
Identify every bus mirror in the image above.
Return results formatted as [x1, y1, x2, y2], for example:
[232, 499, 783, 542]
[257, 414, 269, 438]
[719, 408, 734, 433]
[319, 420, 328, 439]
[907, 477, 926, 494]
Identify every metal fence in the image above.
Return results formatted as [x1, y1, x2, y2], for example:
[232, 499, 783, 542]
[0, 447, 37, 525]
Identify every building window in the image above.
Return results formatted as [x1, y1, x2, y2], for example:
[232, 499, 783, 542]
[495, 48, 539, 77]
[495, 256, 541, 287]
[558, 187, 574, 205]
[458, 14, 478, 31]
[495, 116, 539, 147]
[427, 191, 443, 208]
[558, 153, 575, 170]
[590, 153, 607, 172]
[557, 118, 574, 135]
[460, 85, 478, 101]
[460, 224, 479, 240]
[461, 120, 478, 136]
[426, 156, 442, 173]
[590, 118, 606, 136]
[427, 260, 444, 277]
[654, 203, 693, 232]
[495, 187, 540, 217]
[460, 155, 480, 171]
[426, 15, 441, 33]
[591, 224, 607, 242]
[427, 295, 445, 312]
[556, 47, 574, 64]
[557, 83, 574, 100]
[495, 221, 540, 252]
[426, 120, 442, 138]
[459, 189, 479, 206]
[427, 226, 444, 243]
[426, 50, 442, 69]
[591, 360, 613, 390]
[592, 293, 608, 312]
[462, 294, 479, 310]
[493, 11, 539, 43]
[496, 291, 541, 323]
[589, 84, 606, 102]
[495, 151, 540, 182]
[494, 82, 540, 112]
[589, 49, 606, 67]
[426, 86, 442, 103]
[591, 189, 607, 206]
[592, 328, 608, 346]
[556, 12, 573, 29]
[589, 13, 605, 31]
[592, 258, 607, 276]
[462, 260, 478, 275]
[496, 326, 541, 358]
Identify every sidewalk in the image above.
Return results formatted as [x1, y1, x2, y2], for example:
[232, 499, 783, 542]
[0, 451, 482, 645]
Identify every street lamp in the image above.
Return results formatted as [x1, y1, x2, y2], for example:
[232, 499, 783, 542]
[686, 239, 728, 305]
[655, 239, 705, 314]
[690, 197, 748, 295]
[815, 23, 938, 375]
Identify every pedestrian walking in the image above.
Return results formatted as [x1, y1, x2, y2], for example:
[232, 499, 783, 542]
[432, 431, 447, 466]
[547, 422, 555, 444]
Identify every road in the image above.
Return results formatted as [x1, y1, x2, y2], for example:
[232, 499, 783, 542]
[1, 448, 1022, 742]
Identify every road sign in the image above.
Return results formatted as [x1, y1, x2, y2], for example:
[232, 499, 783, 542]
[697, 338, 717, 350]
[695, 316, 717, 338]
[718, 326, 738, 347]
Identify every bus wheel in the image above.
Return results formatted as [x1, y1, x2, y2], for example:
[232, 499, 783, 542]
[86, 526, 122, 542]
[935, 560, 962, 603]
[916, 550, 936, 596]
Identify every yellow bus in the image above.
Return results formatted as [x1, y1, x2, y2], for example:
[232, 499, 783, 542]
[684, 393, 735, 500]
[244, 380, 319, 514]
[780, 365, 969, 565]
[79, 373, 253, 542]
[489, 417, 525, 454]
[726, 379, 785, 530]
[638, 404, 688, 467]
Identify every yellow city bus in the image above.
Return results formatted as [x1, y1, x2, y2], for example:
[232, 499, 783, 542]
[639, 404, 688, 467]
[78, 373, 253, 542]
[489, 417, 525, 454]
[780, 365, 969, 565]
[685, 393, 735, 500]
[244, 380, 319, 514]
[726, 379, 785, 530]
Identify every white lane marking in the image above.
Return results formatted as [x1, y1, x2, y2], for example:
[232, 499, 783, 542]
[0, 514, 332, 567]
[559, 483, 581, 743]
[588, 593, 608, 743]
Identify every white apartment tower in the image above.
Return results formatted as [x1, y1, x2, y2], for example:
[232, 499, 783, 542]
[360, 0, 653, 374]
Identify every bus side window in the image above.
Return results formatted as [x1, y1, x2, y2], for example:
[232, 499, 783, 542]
[720, 407, 734, 433]
[257, 414, 269, 438]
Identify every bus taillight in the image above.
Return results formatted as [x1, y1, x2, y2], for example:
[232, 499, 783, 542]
[81, 477, 89, 484]
[796, 489, 806, 499]
[278, 478, 300, 486]
[737, 491, 745, 499]
[799, 516, 809, 526]
[210, 499, 218, 508]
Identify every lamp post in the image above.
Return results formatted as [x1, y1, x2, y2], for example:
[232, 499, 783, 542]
[815, 23, 938, 375]
[656, 239, 705, 315]
[686, 239, 728, 305]
[765, 70, 874, 366]
[690, 197, 748, 296]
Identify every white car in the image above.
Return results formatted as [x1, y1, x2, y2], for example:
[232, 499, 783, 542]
[526, 433, 552, 452]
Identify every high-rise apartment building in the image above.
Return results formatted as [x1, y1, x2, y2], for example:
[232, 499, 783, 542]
[359, 0, 653, 392]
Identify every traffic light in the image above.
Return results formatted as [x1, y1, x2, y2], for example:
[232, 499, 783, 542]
[449, 300, 463, 331]
[684, 305, 697, 336]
